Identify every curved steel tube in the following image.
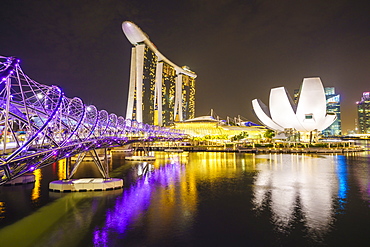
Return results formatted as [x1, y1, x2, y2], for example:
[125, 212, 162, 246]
[0, 56, 184, 185]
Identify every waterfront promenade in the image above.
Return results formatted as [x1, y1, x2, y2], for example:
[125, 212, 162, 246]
[141, 143, 366, 154]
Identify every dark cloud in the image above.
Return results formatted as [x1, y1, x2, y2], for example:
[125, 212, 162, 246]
[0, 0, 369, 132]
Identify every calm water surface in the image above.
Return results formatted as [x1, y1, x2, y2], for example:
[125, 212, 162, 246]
[0, 145, 370, 246]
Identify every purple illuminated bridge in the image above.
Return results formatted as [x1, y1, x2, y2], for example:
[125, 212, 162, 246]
[0, 56, 183, 185]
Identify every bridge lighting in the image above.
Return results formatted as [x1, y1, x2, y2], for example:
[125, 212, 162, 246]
[0, 55, 185, 186]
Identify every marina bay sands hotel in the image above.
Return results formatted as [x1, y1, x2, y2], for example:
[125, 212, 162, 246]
[122, 21, 197, 126]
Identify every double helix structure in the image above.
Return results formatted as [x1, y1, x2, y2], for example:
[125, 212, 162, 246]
[0, 56, 183, 185]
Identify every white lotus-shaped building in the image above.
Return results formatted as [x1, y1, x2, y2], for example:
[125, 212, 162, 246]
[252, 77, 336, 132]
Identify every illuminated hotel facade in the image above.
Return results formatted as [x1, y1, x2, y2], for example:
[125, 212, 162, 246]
[122, 21, 196, 126]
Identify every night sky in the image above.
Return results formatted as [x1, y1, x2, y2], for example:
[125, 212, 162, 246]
[1, 0, 369, 133]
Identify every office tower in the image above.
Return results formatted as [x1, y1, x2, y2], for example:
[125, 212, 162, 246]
[322, 87, 341, 136]
[122, 21, 197, 126]
[293, 85, 341, 136]
[357, 92, 370, 134]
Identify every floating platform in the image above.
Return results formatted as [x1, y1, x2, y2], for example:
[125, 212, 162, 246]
[49, 178, 123, 192]
[125, 155, 156, 161]
[5, 173, 35, 185]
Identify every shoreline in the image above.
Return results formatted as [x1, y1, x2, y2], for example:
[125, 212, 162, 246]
[137, 146, 366, 154]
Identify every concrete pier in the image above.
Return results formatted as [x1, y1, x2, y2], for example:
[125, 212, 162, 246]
[49, 178, 123, 192]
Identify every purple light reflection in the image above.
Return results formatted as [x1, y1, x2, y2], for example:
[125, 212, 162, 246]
[93, 161, 184, 246]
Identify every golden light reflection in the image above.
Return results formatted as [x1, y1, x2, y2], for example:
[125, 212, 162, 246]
[147, 152, 198, 235]
[149, 152, 262, 237]
[142, 152, 259, 237]
[58, 159, 66, 180]
[0, 201, 5, 219]
[194, 152, 240, 181]
[31, 169, 42, 201]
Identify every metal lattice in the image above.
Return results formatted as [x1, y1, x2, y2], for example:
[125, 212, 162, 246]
[0, 56, 183, 184]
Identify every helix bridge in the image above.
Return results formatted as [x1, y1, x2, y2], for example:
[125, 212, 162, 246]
[0, 56, 183, 185]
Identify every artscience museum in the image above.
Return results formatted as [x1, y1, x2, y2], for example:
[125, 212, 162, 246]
[252, 77, 336, 138]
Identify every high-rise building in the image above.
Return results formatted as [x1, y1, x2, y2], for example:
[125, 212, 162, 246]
[122, 21, 197, 126]
[322, 87, 341, 136]
[356, 92, 370, 134]
[293, 84, 341, 136]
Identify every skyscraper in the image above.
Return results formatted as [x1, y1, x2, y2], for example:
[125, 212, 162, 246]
[322, 87, 341, 136]
[356, 92, 370, 134]
[293, 85, 341, 136]
[122, 21, 197, 126]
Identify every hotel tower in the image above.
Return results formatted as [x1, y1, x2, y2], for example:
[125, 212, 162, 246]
[122, 21, 197, 126]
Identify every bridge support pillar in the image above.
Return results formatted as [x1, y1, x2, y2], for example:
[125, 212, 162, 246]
[66, 157, 71, 179]
[49, 148, 123, 192]
[125, 141, 156, 161]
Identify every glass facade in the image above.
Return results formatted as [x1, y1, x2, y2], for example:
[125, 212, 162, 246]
[322, 87, 341, 136]
[357, 92, 370, 134]
[294, 87, 341, 136]
[142, 46, 158, 125]
[181, 74, 196, 120]
[161, 62, 176, 125]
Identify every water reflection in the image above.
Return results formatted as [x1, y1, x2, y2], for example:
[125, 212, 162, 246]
[336, 155, 348, 211]
[93, 153, 197, 246]
[354, 162, 370, 203]
[2, 151, 370, 246]
[348, 153, 370, 205]
[31, 169, 42, 202]
[57, 160, 66, 180]
[253, 154, 345, 236]
[0, 201, 4, 219]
